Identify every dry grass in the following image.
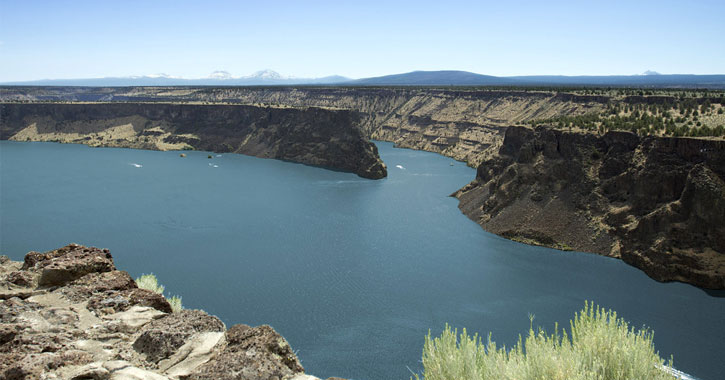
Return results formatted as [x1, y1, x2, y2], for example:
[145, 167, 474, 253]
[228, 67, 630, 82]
[413, 302, 675, 380]
[136, 273, 183, 313]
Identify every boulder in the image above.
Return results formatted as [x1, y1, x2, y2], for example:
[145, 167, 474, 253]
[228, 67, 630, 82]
[133, 309, 225, 363]
[160, 331, 225, 378]
[21, 244, 116, 287]
[60, 271, 137, 303]
[69, 362, 110, 380]
[87, 289, 171, 314]
[5, 271, 34, 288]
[187, 324, 304, 380]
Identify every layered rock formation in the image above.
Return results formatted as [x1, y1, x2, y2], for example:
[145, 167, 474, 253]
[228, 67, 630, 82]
[454, 126, 725, 288]
[0, 87, 610, 167]
[0, 103, 386, 179]
[0, 244, 341, 380]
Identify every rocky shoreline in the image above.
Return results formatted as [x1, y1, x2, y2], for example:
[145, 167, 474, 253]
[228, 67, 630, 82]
[454, 126, 725, 289]
[0, 244, 343, 380]
[0, 102, 387, 180]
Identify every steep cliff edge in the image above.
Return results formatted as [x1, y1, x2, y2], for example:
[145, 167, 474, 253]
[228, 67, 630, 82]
[1, 87, 610, 168]
[454, 126, 725, 288]
[0, 103, 387, 179]
[0, 244, 341, 380]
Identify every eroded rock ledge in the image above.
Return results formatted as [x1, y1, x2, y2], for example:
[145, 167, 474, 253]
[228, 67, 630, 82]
[0, 244, 344, 380]
[454, 126, 725, 289]
[0, 103, 387, 180]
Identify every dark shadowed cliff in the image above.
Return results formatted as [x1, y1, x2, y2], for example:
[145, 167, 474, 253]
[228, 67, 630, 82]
[454, 126, 725, 288]
[0, 102, 387, 179]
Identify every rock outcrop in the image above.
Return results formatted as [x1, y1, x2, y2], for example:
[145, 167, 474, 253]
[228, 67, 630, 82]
[454, 126, 725, 288]
[0, 244, 343, 380]
[0, 103, 386, 179]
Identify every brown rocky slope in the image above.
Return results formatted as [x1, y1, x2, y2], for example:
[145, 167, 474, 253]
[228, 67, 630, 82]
[454, 126, 725, 289]
[0, 244, 343, 380]
[0, 102, 387, 179]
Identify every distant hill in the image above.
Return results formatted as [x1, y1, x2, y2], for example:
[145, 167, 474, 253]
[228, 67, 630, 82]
[508, 74, 725, 88]
[348, 71, 725, 88]
[345, 70, 519, 86]
[3, 70, 725, 89]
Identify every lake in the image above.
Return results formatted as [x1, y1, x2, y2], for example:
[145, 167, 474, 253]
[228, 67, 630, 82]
[1, 140, 723, 380]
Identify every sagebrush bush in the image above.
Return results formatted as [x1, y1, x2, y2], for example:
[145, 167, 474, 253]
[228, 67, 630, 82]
[414, 302, 675, 380]
[168, 295, 183, 313]
[136, 273, 165, 294]
[135, 273, 183, 313]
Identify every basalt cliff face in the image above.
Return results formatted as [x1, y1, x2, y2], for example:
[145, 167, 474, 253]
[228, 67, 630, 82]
[0, 244, 342, 380]
[0, 102, 386, 179]
[1, 87, 610, 167]
[454, 126, 725, 288]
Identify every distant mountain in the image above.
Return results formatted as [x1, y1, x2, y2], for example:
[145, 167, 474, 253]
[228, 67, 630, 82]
[243, 69, 288, 80]
[1, 70, 351, 86]
[346, 70, 519, 86]
[507, 74, 725, 88]
[347, 70, 725, 88]
[3, 70, 725, 88]
[208, 71, 233, 80]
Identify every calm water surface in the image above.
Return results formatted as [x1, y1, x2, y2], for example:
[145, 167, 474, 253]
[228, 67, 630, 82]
[1, 141, 723, 380]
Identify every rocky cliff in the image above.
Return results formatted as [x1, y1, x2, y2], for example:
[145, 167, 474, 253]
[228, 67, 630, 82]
[1, 87, 610, 167]
[0, 244, 343, 380]
[454, 126, 725, 288]
[0, 103, 387, 179]
[177, 88, 606, 165]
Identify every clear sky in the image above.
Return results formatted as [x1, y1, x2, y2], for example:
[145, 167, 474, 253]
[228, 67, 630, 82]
[1, 0, 723, 81]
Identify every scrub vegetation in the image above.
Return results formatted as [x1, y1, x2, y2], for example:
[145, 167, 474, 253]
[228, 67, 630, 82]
[136, 273, 184, 313]
[530, 94, 725, 137]
[414, 302, 675, 380]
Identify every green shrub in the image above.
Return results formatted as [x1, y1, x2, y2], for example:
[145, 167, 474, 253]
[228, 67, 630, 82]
[413, 302, 674, 380]
[136, 273, 165, 294]
[135, 273, 184, 313]
[168, 295, 183, 313]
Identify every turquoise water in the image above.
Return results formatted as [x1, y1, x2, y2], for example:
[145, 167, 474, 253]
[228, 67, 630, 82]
[1, 140, 723, 380]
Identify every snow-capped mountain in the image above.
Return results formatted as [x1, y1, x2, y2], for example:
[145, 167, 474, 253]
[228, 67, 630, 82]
[208, 71, 233, 80]
[243, 69, 289, 80]
[1, 70, 350, 86]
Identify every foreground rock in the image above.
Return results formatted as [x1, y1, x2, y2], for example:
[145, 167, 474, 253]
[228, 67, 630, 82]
[0, 244, 342, 380]
[455, 126, 725, 288]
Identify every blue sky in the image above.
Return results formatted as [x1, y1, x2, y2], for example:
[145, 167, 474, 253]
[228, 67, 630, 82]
[1, 0, 723, 81]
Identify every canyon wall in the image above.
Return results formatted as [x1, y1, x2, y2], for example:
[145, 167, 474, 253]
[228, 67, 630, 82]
[0, 102, 386, 179]
[454, 126, 725, 288]
[1, 87, 610, 167]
